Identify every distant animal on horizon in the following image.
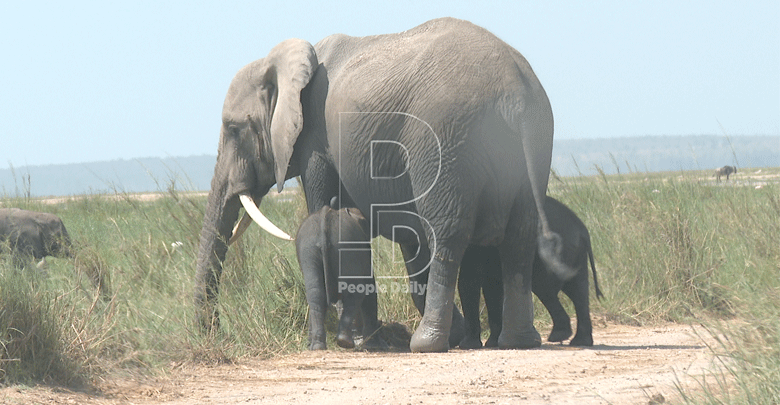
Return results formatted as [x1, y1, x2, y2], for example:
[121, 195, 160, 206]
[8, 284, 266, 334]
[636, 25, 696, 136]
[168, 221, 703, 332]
[714, 165, 737, 182]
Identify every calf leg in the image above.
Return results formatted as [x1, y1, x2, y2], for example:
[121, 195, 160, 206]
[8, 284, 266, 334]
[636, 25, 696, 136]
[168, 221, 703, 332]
[562, 274, 594, 346]
[358, 285, 388, 350]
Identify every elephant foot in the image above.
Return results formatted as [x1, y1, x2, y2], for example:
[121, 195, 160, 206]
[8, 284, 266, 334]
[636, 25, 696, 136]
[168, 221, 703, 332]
[410, 324, 450, 353]
[358, 335, 389, 351]
[458, 334, 483, 349]
[497, 329, 541, 350]
[484, 333, 499, 348]
[336, 332, 355, 349]
[354, 324, 389, 351]
[547, 326, 573, 343]
[309, 341, 327, 350]
[569, 333, 594, 347]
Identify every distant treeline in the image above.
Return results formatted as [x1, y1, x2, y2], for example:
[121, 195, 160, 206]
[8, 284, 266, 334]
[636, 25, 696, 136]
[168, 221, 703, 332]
[2, 135, 778, 197]
[1, 155, 217, 197]
[552, 135, 778, 176]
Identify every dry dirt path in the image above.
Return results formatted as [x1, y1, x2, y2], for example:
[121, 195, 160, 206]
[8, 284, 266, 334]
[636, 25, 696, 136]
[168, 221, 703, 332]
[2, 322, 721, 405]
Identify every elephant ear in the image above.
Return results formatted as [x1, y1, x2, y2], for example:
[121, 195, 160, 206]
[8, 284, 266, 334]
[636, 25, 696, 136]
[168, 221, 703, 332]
[264, 39, 318, 192]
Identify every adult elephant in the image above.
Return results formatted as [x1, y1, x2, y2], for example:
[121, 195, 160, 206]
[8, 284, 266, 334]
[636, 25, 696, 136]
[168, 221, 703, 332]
[194, 17, 574, 352]
[0, 208, 72, 268]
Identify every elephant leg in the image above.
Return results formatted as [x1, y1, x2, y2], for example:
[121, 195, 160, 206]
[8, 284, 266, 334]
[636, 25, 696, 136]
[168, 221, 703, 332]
[481, 247, 503, 348]
[301, 260, 329, 350]
[562, 272, 594, 346]
[457, 246, 485, 349]
[307, 300, 329, 350]
[357, 285, 388, 350]
[336, 287, 362, 349]
[497, 203, 541, 349]
[409, 257, 461, 352]
[400, 243, 429, 314]
[533, 263, 572, 343]
[536, 290, 572, 343]
[401, 242, 466, 348]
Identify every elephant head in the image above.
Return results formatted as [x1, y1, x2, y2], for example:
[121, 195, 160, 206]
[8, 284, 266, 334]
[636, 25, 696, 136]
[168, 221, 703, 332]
[194, 39, 318, 331]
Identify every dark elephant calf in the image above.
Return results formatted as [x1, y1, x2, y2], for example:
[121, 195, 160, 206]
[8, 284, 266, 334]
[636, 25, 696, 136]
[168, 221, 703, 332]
[458, 197, 604, 348]
[296, 204, 386, 350]
[0, 208, 72, 268]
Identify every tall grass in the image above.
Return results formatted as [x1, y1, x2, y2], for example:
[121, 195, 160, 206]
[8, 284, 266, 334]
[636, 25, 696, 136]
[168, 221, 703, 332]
[1, 167, 778, 403]
[1, 186, 313, 383]
[550, 167, 780, 403]
[0, 264, 84, 385]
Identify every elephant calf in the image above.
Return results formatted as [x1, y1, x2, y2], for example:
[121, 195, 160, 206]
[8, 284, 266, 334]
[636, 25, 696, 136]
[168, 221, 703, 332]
[458, 197, 604, 348]
[0, 208, 72, 268]
[296, 203, 385, 350]
[714, 165, 737, 182]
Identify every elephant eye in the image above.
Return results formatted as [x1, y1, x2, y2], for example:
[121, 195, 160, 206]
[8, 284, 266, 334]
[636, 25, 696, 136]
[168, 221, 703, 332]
[260, 82, 275, 93]
[226, 124, 240, 137]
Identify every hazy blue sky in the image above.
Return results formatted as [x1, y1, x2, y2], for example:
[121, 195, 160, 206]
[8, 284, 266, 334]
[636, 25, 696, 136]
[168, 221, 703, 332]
[2, 1, 778, 168]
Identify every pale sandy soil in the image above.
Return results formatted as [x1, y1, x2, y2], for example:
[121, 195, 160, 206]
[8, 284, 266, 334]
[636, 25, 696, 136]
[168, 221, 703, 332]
[1, 321, 723, 405]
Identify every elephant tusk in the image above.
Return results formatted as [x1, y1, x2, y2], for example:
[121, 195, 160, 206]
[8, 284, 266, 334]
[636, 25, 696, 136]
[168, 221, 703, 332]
[238, 194, 294, 241]
[228, 212, 253, 245]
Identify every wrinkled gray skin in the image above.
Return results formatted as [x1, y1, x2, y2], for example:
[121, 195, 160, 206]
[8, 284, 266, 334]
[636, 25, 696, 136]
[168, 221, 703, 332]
[296, 202, 386, 350]
[194, 17, 573, 352]
[714, 165, 737, 182]
[458, 197, 604, 348]
[0, 208, 72, 268]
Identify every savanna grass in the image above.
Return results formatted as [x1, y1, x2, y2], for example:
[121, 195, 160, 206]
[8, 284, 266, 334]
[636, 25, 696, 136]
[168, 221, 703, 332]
[550, 166, 780, 403]
[0, 261, 84, 386]
[1, 166, 778, 404]
[1, 185, 312, 384]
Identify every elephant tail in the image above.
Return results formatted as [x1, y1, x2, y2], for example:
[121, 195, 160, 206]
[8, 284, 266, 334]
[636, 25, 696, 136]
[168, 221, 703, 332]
[514, 121, 578, 282]
[586, 238, 604, 300]
[499, 70, 579, 282]
[537, 232, 577, 281]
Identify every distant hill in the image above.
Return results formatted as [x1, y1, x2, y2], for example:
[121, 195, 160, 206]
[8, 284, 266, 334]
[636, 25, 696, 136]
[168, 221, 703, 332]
[1, 155, 217, 198]
[1, 136, 777, 197]
[551, 135, 779, 176]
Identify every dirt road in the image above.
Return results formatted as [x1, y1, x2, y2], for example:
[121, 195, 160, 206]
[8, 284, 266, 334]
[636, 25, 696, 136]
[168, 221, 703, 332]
[1, 322, 720, 404]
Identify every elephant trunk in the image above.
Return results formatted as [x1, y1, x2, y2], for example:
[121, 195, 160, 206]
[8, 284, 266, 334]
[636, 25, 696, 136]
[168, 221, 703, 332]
[56, 226, 74, 259]
[194, 179, 241, 332]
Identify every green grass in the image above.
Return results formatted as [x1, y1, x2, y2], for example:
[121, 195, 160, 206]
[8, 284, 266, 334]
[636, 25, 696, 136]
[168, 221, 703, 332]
[1, 167, 778, 403]
[549, 167, 780, 403]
